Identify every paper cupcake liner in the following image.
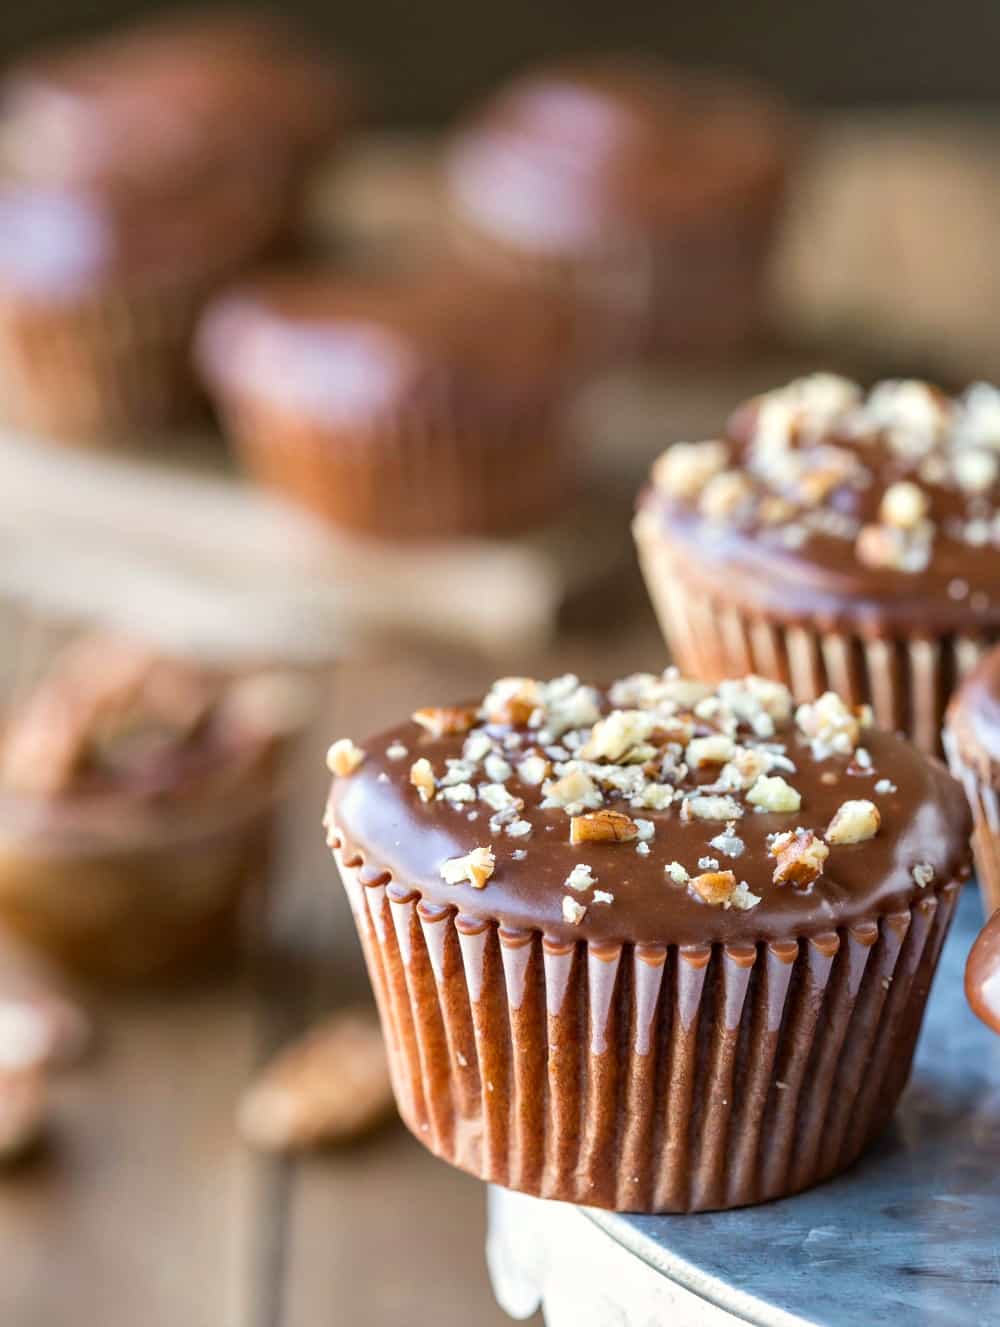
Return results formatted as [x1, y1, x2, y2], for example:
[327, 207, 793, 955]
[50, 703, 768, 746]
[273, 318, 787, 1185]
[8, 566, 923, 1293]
[216, 392, 573, 539]
[943, 730, 1000, 918]
[0, 795, 276, 983]
[0, 283, 216, 442]
[635, 525, 993, 755]
[332, 834, 960, 1213]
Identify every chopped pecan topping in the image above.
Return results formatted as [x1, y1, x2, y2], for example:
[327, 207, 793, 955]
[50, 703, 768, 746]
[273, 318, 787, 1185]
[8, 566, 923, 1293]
[327, 739, 365, 777]
[569, 809, 639, 845]
[481, 677, 540, 727]
[411, 706, 477, 738]
[409, 757, 436, 802]
[651, 440, 730, 500]
[562, 896, 587, 925]
[769, 828, 829, 886]
[879, 481, 929, 529]
[746, 774, 801, 813]
[690, 869, 737, 906]
[826, 799, 881, 844]
[440, 846, 495, 889]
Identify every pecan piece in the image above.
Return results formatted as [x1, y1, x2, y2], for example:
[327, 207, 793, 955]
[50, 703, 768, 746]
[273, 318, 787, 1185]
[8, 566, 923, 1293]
[411, 706, 478, 738]
[690, 870, 737, 906]
[239, 1011, 393, 1151]
[769, 829, 829, 887]
[569, 809, 638, 845]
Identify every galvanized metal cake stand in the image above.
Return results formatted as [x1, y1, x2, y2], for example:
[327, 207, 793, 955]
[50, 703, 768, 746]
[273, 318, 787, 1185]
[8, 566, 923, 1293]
[487, 885, 1000, 1326]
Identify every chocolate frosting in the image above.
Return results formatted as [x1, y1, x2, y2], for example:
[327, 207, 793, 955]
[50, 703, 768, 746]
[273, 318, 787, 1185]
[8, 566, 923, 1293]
[966, 909, 1000, 1034]
[445, 57, 792, 253]
[0, 12, 347, 291]
[326, 675, 970, 947]
[0, 11, 346, 191]
[0, 178, 284, 294]
[946, 645, 1000, 782]
[196, 268, 577, 426]
[638, 376, 1000, 635]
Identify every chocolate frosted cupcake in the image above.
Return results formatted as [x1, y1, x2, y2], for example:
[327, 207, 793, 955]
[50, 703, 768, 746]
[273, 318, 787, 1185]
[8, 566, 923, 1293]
[197, 268, 577, 539]
[944, 645, 1000, 917]
[325, 670, 970, 1212]
[635, 375, 1000, 753]
[0, 635, 307, 982]
[443, 57, 794, 357]
[966, 908, 1000, 1035]
[0, 12, 348, 440]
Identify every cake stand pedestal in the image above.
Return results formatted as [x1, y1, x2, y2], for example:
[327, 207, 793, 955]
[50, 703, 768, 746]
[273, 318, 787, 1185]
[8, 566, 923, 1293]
[487, 885, 1000, 1326]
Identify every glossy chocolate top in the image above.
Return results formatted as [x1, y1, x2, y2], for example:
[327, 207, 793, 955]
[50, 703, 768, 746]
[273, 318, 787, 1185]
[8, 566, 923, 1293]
[946, 645, 1000, 784]
[0, 10, 346, 192]
[445, 57, 792, 253]
[637, 375, 1000, 633]
[966, 909, 1000, 1035]
[196, 268, 577, 425]
[326, 671, 970, 946]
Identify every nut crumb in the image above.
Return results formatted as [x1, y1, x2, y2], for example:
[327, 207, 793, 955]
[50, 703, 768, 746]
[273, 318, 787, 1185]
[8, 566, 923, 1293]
[690, 869, 737, 906]
[562, 896, 587, 925]
[912, 862, 935, 888]
[565, 863, 596, 892]
[327, 739, 365, 777]
[769, 828, 829, 887]
[440, 846, 495, 889]
[409, 758, 436, 802]
[412, 706, 477, 738]
[570, 809, 638, 845]
[826, 799, 881, 845]
[746, 774, 801, 813]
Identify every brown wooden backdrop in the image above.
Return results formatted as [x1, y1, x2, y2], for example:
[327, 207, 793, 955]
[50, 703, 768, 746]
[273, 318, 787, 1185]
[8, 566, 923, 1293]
[3, 0, 1000, 124]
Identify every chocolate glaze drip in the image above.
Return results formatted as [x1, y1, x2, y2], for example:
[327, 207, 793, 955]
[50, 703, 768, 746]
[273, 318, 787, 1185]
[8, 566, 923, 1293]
[196, 269, 577, 428]
[327, 694, 971, 947]
[445, 58, 792, 249]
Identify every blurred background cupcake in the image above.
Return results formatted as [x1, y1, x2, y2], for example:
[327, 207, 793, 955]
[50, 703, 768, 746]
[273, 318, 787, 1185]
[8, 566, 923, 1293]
[0, 9, 351, 443]
[442, 57, 795, 361]
[0, 628, 311, 983]
[196, 265, 580, 539]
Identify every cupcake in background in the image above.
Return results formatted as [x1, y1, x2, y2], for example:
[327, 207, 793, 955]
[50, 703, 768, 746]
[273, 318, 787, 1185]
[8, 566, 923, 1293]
[0, 633, 310, 983]
[196, 266, 580, 540]
[0, 10, 351, 442]
[945, 645, 1000, 917]
[634, 375, 1000, 753]
[442, 57, 795, 361]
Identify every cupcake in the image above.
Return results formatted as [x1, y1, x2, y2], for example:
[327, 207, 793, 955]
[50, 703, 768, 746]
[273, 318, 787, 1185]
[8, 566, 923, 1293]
[944, 645, 1000, 917]
[0, 634, 307, 982]
[196, 268, 578, 539]
[442, 57, 794, 358]
[0, 11, 349, 441]
[324, 670, 970, 1212]
[635, 375, 1000, 754]
[966, 908, 1000, 1035]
